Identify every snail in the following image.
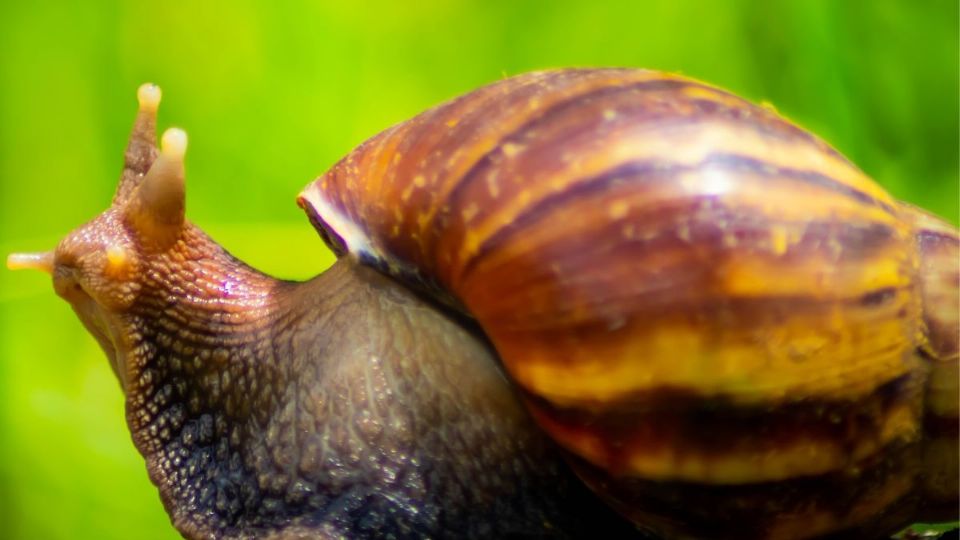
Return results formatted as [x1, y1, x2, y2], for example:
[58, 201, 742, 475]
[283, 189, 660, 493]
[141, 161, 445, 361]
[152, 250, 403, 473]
[7, 68, 959, 540]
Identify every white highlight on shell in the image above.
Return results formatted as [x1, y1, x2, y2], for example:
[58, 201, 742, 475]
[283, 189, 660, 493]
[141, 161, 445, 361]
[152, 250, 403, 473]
[690, 165, 734, 196]
[298, 182, 373, 259]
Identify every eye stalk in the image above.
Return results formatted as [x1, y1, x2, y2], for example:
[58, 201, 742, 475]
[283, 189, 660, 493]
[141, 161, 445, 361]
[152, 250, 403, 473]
[3, 82, 205, 397]
[115, 82, 162, 203]
[7, 81, 184, 274]
[6, 251, 55, 273]
[7, 83, 187, 279]
[123, 126, 188, 251]
[137, 82, 161, 112]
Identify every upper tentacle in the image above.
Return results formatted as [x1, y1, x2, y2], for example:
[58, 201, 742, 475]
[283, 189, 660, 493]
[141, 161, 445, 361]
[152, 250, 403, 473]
[115, 83, 162, 203]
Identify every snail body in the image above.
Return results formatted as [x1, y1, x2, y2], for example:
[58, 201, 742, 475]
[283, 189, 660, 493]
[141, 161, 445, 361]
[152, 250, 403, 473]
[8, 69, 958, 539]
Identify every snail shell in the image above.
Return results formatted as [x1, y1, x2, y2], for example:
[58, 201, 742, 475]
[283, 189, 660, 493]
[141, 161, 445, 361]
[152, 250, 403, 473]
[297, 68, 957, 536]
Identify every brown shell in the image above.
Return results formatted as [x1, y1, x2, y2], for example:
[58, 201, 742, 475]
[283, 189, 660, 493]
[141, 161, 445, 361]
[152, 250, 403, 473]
[298, 69, 957, 535]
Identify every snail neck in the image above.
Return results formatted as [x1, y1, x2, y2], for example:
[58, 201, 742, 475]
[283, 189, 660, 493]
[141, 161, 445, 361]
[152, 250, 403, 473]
[114, 224, 313, 534]
[119, 221, 292, 395]
[133, 223, 287, 338]
[117, 220, 294, 437]
[113, 239, 631, 539]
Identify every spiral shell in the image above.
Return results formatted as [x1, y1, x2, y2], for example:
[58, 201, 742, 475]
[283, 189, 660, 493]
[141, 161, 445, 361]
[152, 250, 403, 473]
[298, 68, 955, 536]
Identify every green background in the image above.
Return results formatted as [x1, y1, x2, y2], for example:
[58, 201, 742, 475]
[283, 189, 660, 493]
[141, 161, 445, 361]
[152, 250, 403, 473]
[1, 1, 957, 538]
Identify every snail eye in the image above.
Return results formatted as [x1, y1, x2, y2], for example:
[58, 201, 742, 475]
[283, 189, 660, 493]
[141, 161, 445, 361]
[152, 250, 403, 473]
[104, 245, 132, 278]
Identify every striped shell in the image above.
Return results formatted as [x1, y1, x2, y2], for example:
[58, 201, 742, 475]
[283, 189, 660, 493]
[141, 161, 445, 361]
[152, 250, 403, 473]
[298, 69, 958, 536]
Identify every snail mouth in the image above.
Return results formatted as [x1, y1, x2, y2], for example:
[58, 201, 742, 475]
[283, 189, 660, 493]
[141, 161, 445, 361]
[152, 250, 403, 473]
[59, 283, 128, 392]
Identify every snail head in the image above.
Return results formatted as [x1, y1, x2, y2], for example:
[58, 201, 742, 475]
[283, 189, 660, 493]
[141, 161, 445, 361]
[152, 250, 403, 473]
[7, 84, 189, 386]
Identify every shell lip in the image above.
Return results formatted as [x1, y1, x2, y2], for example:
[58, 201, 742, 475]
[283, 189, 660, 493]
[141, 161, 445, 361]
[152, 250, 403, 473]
[296, 193, 347, 257]
[296, 181, 373, 259]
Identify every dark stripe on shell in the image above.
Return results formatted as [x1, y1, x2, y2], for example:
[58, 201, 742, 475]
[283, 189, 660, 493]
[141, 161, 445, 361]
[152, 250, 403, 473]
[707, 153, 896, 214]
[483, 282, 911, 333]
[924, 413, 960, 437]
[688, 98, 853, 165]
[918, 227, 960, 247]
[570, 438, 923, 539]
[859, 287, 899, 307]
[459, 152, 897, 283]
[524, 372, 919, 468]
[431, 78, 708, 235]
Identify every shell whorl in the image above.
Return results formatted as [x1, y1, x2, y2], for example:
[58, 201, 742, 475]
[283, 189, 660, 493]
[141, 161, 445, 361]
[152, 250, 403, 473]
[298, 69, 927, 486]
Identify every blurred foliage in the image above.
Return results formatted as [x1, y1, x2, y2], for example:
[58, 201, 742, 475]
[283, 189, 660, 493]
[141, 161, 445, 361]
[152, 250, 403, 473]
[0, 1, 956, 539]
